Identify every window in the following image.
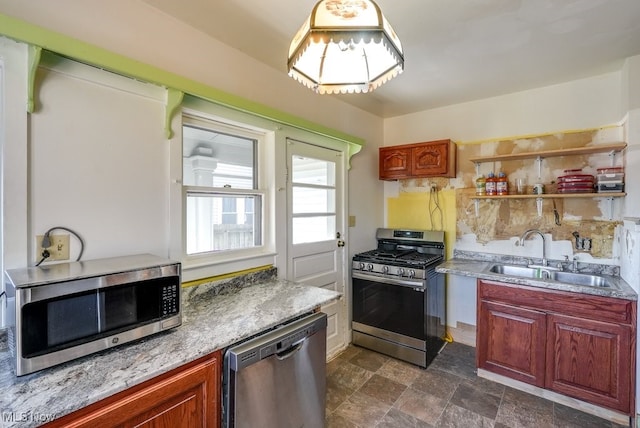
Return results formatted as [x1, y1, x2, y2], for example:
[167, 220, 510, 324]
[182, 116, 263, 255]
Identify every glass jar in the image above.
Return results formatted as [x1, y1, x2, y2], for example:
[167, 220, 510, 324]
[475, 175, 486, 196]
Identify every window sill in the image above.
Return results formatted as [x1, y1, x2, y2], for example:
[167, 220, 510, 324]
[181, 250, 278, 282]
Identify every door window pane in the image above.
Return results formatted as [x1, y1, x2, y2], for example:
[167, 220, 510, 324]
[292, 187, 336, 213]
[292, 156, 335, 186]
[291, 154, 337, 244]
[293, 216, 336, 244]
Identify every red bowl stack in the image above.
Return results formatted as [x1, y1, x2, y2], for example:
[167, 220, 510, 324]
[557, 169, 595, 193]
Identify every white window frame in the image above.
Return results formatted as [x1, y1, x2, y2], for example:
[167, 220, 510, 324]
[169, 100, 277, 282]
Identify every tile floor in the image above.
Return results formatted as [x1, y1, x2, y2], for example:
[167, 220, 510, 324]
[326, 342, 629, 428]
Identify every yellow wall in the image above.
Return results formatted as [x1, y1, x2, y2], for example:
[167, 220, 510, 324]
[387, 189, 457, 259]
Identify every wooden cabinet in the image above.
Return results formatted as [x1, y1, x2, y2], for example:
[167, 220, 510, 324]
[45, 351, 221, 428]
[379, 139, 456, 180]
[477, 300, 547, 387]
[546, 314, 632, 412]
[379, 146, 411, 180]
[477, 280, 636, 414]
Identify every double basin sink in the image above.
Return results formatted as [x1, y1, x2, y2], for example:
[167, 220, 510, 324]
[489, 264, 612, 288]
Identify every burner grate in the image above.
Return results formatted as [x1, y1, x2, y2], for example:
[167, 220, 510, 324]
[354, 250, 443, 268]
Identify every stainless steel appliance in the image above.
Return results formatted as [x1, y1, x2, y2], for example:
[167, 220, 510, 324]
[5, 254, 181, 376]
[352, 228, 446, 368]
[223, 312, 327, 428]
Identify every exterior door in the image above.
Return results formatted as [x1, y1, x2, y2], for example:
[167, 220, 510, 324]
[286, 138, 347, 358]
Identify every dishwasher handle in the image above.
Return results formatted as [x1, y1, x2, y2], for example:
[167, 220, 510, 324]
[275, 337, 305, 360]
[225, 312, 327, 372]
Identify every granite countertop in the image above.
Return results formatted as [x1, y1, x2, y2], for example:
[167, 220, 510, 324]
[0, 270, 341, 427]
[436, 251, 637, 301]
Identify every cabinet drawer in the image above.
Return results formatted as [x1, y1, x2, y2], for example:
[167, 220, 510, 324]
[478, 280, 635, 325]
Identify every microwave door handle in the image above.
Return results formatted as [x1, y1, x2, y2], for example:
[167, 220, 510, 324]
[24, 277, 101, 303]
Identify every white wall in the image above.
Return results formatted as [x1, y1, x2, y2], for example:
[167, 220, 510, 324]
[622, 58, 640, 217]
[28, 58, 170, 262]
[384, 71, 624, 145]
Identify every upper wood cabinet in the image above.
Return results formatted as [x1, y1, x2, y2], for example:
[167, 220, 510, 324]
[379, 139, 456, 180]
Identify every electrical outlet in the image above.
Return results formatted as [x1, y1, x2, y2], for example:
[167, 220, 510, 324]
[36, 234, 70, 261]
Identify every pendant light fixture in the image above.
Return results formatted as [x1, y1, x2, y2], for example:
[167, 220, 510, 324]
[287, 0, 404, 94]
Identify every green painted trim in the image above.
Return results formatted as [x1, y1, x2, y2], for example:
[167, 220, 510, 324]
[347, 143, 363, 169]
[27, 45, 42, 113]
[0, 13, 365, 151]
[165, 89, 184, 139]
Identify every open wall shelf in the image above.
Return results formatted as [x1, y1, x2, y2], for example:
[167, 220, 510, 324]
[468, 142, 627, 164]
[469, 142, 627, 220]
[471, 193, 626, 200]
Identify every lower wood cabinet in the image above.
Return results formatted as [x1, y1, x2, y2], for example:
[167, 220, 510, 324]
[477, 300, 547, 387]
[546, 313, 632, 412]
[44, 351, 221, 428]
[477, 279, 636, 415]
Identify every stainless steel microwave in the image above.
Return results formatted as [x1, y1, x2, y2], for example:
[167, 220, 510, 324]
[5, 254, 181, 376]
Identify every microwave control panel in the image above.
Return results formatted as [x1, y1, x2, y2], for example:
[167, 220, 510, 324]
[161, 283, 179, 316]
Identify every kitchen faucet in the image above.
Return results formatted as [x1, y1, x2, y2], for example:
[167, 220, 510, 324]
[519, 229, 553, 268]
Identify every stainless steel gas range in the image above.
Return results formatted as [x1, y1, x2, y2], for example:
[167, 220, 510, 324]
[351, 228, 446, 368]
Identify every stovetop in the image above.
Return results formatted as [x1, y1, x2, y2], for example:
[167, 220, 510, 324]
[352, 228, 446, 279]
[353, 249, 443, 268]
[352, 247, 444, 281]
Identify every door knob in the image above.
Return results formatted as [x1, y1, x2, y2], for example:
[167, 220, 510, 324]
[337, 240, 345, 247]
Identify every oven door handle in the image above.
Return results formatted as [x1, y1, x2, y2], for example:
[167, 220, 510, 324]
[352, 272, 424, 289]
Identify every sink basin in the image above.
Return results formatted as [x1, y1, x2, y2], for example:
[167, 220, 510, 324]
[489, 264, 540, 278]
[550, 271, 610, 288]
[489, 264, 612, 288]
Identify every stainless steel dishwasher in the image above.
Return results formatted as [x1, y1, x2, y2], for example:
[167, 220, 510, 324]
[223, 312, 327, 428]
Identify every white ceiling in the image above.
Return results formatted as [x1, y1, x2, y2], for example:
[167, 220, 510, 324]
[139, 0, 640, 118]
[2, 0, 640, 119]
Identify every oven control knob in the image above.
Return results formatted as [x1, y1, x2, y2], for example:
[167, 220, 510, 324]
[398, 268, 405, 276]
[382, 266, 389, 274]
[359, 262, 365, 270]
[366, 264, 374, 271]
[408, 269, 416, 278]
